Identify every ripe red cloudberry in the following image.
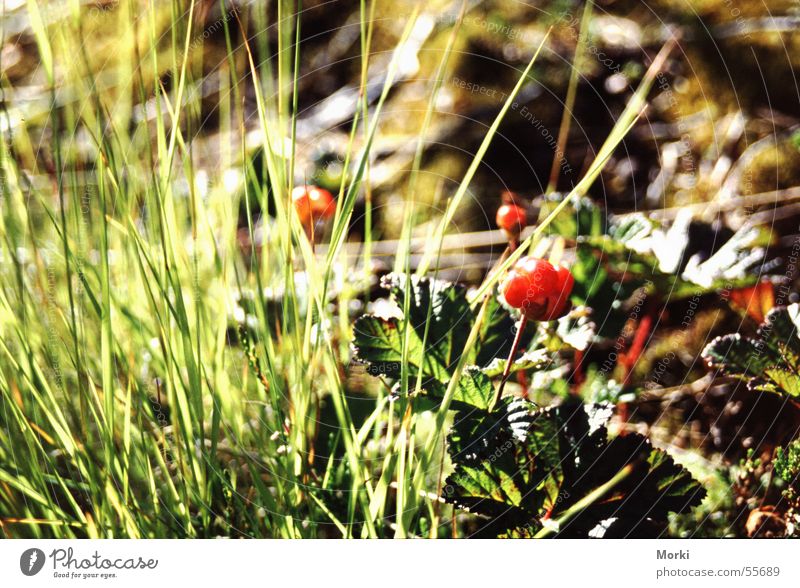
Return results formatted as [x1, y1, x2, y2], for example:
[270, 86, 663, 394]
[292, 185, 335, 226]
[500, 256, 574, 321]
[495, 203, 528, 236]
[490, 256, 575, 411]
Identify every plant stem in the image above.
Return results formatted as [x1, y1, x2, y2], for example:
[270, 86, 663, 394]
[533, 463, 635, 538]
[490, 315, 529, 412]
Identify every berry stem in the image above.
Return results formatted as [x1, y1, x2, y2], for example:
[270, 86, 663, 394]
[490, 315, 528, 412]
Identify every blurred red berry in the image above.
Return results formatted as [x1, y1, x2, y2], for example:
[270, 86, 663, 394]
[495, 203, 527, 235]
[292, 185, 335, 226]
[500, 257, 574, 321]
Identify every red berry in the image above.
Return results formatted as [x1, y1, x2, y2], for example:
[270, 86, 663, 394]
[292, 185, 335, 226]
[500, 257, 574, 321]
[496, 203, 527, 235]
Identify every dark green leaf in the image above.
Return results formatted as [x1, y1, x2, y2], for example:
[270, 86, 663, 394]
[383, 273, 473, 375]
[444, 399, 705, 537]
[351, 275, 516, 386]
[702, 333, 771, 376]
[351, 315, 450, 381]
[702, 304, 800, 399]
[423, 367, 496, 411]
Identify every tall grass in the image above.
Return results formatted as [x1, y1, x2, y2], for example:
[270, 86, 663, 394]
[0, 0, 668, 538]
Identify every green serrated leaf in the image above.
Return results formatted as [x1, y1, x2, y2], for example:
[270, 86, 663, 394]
[444, 399, 705, 537]
[423, 367, 496, 411]
[703, 304, 800, 400]
[702, 333, 768, 376]
[763, 367, 800, 398]
[351, 315, 449, 381]
[444, 400, 536, 530]
[383, 273, 472, 375]
[352, 275, 515, 386]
